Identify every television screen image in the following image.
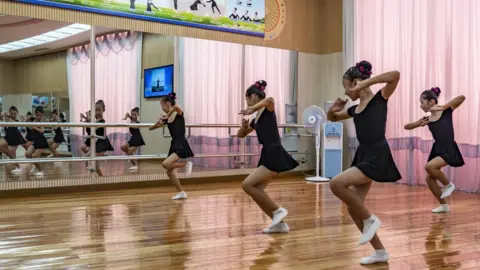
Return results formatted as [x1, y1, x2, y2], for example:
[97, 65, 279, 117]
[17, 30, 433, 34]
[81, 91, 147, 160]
[32, 96, 40, 106]
[144, 65, 174, 98]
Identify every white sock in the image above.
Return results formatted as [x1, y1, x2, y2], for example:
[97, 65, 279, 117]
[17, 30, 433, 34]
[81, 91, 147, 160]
[375, 249, 386, 256]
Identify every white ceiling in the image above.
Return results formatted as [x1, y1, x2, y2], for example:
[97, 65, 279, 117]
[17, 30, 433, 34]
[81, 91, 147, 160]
[0, 15, 117, 59]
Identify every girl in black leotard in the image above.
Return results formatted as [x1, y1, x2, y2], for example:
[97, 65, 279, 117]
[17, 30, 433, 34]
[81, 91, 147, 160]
[327, 61, 401, 265]
[2, 106, 28, 174]
[23, 111, 35, 149]
[238, 80, 299, 234]
[405, 87, 465, 213]
[84, 100, 114, 175]
[129, 0, 136, 10]
[26, 106, 50, 177]
[149, 93, 193, 200]
[122, 107, 145, 170]
[47, 109, 66, 158]
[229, 8, 239, 19]
[80, 110, 92, 154]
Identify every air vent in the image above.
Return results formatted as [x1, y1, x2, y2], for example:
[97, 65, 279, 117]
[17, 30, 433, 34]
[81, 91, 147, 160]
[34, 48, 49, 52]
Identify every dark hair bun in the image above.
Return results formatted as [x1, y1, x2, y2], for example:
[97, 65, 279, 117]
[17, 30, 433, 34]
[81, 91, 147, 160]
[254, 80, 267, 90]
[132, 107, 140, 112]
[169, 92, 177, 99]
[356, 60, 372, 75]
[431, 87, 441, 97]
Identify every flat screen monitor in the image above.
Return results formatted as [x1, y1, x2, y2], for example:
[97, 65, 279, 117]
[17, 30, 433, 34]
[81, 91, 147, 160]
[144, 64, 174, 98]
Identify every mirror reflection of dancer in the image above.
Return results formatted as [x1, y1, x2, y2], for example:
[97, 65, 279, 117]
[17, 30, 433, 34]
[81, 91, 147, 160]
[229, 7, 239, 19]
[129, 0, 136, 11]
[149, 93, 193, 200]
[26, 106, 50, 177]
[206, 0, 221, 14]
[327, 61, 401, 265]
[172, 0, 178, 10]
[1, 107, 27, 174]
[404, 88, 465, 213]
[80, 110, 92, 155]
[23, 111, 35, 149]
[240, 10, 251, 21]
[238, 80, 299, 234]
[247, 0, 252, 7]
[190, 0, 206, 11]
[47, 109, 66, 158]
[146, 0, 159, 13]
[83, 100, 114, 176]
[122, 107, 145, 171]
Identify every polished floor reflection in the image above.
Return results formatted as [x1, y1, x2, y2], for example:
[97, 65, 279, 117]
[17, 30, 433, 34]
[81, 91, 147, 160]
[0, 178, 478, 269]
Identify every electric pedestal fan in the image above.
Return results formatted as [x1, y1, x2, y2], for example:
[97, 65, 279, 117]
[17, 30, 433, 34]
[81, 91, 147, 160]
[303, 105, 329, 182]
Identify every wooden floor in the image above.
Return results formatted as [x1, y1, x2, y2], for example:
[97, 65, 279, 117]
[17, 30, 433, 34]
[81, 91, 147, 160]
[0, 177, 479, 269]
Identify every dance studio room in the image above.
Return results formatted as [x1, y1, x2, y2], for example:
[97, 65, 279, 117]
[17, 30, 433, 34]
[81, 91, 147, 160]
[0, 0, 478, 268]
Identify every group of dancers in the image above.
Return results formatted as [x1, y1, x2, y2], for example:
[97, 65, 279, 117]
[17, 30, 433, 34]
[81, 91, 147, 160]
[0, 62, 465, 265]
[0, 107, 67, 176]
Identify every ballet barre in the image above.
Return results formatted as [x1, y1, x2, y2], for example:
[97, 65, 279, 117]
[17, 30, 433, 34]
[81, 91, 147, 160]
[0, 122, 310, 129]
[0, 122, 312, 167]
[0, 152, 304, 165]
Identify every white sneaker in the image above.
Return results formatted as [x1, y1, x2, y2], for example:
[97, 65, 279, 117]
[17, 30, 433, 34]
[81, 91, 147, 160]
[12, 168, 22, 175]
[360, 251, 389, 265]
[172, 191, 187, 200]
[359, 215, 381, 245]
[29, 167, 37, 175]
[128, 165, 138, 170]
[432, 204, 450, 213]
[268, 207, 288, 229]
[47, 154, 55, 158]
[263, 223, 290, 234]
[35, 171, 44, 177]
[185, 161, 193, 176]
[440, 183, 455, 199]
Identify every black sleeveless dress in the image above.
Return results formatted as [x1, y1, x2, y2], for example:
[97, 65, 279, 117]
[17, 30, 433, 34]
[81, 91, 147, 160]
[4, 121, 27, 146]
[53, 121, 67, 144]
[427, 108, 464, 167]
[95, 119, 114, 153]
[128, 121, 145, 147]
[85, 127, 91, 147]
[25, 127, 35, 142]
[32, 127, 49, 150]
[347, 91, 401, 182]
[166, 113, 194, 159]
[249, 108, 299, 173]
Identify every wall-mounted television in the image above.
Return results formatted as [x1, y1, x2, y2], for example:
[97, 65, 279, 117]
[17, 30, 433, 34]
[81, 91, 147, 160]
[144, 64, 174, 98]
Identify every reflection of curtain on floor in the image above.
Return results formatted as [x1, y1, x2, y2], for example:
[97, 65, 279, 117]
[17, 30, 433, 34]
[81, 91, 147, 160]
[67, 31, 142, 156]
[352, 0, 480, 192]
[180, 38, 292, 169]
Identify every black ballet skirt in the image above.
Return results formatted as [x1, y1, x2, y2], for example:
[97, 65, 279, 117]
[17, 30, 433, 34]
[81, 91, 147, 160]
[32, 129, 49, 149]
[427, 108, 465, 167]
[95, 119, 114, 153]
[250, 108, 299, 173]
[85, 127, 91, 147]
[347, 91, 401, 182]
[25, 127, 35, 142]
[53, 127, 66, 144]
[128, 121, 145, 147]
[4, 122, 27, 146]
[166, 113, 194, 159]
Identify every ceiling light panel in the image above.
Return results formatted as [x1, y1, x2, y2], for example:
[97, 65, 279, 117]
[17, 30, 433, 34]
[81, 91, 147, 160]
[0, 23, 91, 54]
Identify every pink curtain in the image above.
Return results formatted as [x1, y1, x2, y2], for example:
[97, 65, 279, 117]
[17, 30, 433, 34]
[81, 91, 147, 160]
[181, 38, 292, 169]
[67, 31, 141, 156]
[353, 0, 480, 192]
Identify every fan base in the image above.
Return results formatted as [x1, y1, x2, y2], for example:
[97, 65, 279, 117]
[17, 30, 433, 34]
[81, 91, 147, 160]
[305, 176, 330, 182]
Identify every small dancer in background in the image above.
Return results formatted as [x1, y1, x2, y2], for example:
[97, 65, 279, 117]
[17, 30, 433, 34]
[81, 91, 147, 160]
[47, 109, 66, 158]
[26, 106, 50, 177]
[404, 87, 465, 213]
[122, 107, 145, 170]
[149, 93, 193, 200]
